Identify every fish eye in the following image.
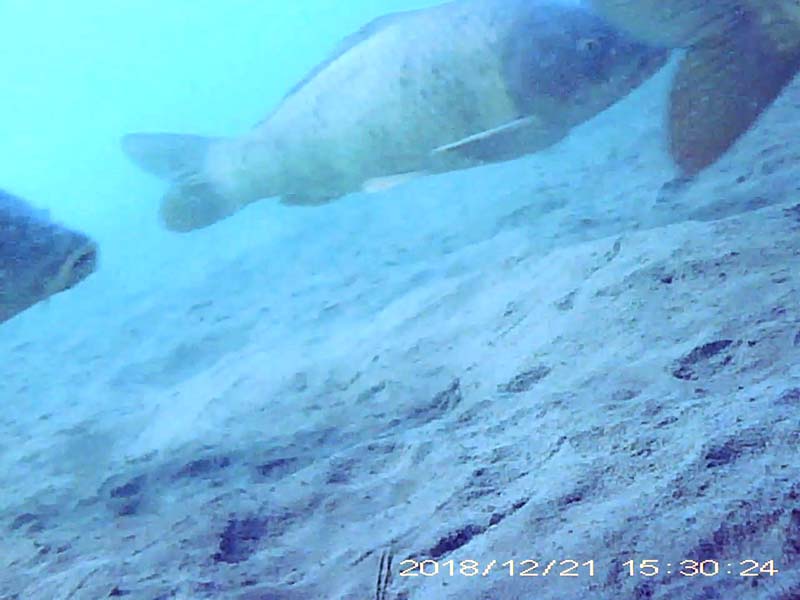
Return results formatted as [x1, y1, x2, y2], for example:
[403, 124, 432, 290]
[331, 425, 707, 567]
[577, 36, 603, 54]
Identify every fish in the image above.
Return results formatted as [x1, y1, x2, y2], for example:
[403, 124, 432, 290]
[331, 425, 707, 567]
[0, 188, 97, 324]
[591, 0, 800, 174]
[122, 0, 668, 232]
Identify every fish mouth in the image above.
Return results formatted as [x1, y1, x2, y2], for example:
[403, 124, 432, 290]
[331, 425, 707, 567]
[50, 240, 98, 294]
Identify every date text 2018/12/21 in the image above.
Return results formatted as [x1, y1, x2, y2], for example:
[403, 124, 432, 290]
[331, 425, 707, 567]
[398, 559, 779, 578]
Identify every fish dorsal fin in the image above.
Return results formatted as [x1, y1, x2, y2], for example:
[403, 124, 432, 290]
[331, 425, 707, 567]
[669, 27, 800, 175]
[254, 8, 425, 128]
[120, 133, 238, 232]
[121, 133, 219, 181]
[432, 116, 563, 162]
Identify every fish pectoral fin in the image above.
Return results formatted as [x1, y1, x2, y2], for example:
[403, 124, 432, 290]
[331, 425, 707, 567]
[669, 29, 800, 175]
[121, 133, 220, 181]
[361, 171, 427, 194]
[432, 116, 561, 162]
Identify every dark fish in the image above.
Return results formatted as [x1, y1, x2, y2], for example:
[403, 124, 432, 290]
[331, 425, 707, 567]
[0, 188, 97, 324]
[592, 0, 800, 174]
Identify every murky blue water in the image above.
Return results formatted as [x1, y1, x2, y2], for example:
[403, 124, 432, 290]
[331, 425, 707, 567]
[3, 2, 799, 599]
[0, 0, 441, 275]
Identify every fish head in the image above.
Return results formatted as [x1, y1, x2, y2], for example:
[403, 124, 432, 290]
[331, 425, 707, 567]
[0, 189, 97, 323]
[748, 0, 800, 52]
[557, 16, 670, 108]
[589, 1, 800, 50]
[504, 4, 669, 123]
[589, 1, 743, 47]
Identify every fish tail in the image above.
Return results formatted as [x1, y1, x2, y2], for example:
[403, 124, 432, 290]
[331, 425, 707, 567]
[121, 132, 239, 232]
[669, 27, 800, 175]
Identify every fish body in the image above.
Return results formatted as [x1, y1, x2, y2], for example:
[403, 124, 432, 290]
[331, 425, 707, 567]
[0, 189, 97, 324]
[592, 0, 800, 174]
[123, 0, 667, 232]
